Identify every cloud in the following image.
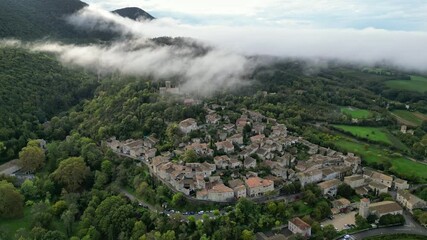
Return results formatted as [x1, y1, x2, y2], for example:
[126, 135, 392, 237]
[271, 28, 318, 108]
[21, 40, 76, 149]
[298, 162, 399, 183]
[28, 39, 252, 96]
[69, 6, 427, 72]
[84, 0, 427, 30]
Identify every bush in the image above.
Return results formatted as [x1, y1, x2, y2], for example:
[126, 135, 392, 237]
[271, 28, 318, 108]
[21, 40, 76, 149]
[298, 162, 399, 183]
[379, 214, 405, 226]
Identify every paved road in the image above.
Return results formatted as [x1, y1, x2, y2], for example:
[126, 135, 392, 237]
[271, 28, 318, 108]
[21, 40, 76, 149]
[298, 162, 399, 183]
[120, 188, 222, 221]
[120, 188, 158, 212]
[352, 211, 427, 239]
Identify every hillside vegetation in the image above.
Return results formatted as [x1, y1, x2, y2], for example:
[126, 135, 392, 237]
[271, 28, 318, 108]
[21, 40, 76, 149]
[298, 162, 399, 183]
[0, 47, 98, 161]
[0, 0, 116, 42]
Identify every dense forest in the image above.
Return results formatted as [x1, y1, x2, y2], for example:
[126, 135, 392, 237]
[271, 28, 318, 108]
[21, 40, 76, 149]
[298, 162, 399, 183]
[0, 47, 98, 161]
[0, 0, 118, 42]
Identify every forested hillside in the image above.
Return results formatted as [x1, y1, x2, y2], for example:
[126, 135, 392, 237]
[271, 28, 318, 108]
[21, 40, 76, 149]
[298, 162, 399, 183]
[0, 47, 98, 161]
[0, 0, 116, 42]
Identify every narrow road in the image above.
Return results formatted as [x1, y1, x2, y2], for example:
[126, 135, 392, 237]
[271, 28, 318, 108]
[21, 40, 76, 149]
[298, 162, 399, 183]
[351, 211, 427, 239]
[120, 188, 158, 212]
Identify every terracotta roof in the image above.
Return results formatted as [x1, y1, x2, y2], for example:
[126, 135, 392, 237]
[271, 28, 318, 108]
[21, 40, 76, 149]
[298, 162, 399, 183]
[289, 217, 311, 230]
[210, 183, 233, 193]
[245, 177, 273, 188]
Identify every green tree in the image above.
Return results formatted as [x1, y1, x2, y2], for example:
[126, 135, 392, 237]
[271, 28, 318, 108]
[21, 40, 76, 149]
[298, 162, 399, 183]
[31, 202, 53, 229]
[0, 142, 6, 155]
[20, 179, 38, 200]
[355, 215, 369, 229]
[0, 180, 24, 218]
[94, 196, 135, 240]
[81, 142, 102, 168]
[337, 183, 355, 199]
[241, 229, 255, 240]
[52, 200, 67, 217]
[61, 209, 75, 236]
[182, 149, 198, 163]
[171, 192, 186, 208]
[322, 224, 338, 239]
[52, 157, 90, 192]
[303, 190, 317, 206]
[18, 145, 45, 173]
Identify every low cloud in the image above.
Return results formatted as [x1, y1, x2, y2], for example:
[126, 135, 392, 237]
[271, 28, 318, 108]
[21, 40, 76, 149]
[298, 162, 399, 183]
[30, 39, 251, 96]
[68, 6, 427, 72]
[4, 5, 427, 98]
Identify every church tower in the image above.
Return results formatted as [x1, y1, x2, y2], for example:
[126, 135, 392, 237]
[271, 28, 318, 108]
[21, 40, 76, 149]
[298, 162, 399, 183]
[359, 198, 370, 218]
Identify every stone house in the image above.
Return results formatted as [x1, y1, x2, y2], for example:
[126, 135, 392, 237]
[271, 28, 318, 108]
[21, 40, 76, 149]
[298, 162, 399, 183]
[288, 217, 311, 238]
[179, 118, 198, 134]
[397, 190, 427, 212]
[245, 177, 274, 197]
[317, 179, 342, 197]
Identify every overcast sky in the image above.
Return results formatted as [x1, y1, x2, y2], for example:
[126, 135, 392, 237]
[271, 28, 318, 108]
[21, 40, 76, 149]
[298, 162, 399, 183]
[84, 0, 427, 31]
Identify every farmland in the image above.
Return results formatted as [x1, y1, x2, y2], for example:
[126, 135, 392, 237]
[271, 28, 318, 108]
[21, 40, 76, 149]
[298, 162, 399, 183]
[332, 136, 427, 182]
[333, 125, 391, 144]
[391, 110, 427, 127]
[386, 75, 427, 93]
[341, 107, 373, 119]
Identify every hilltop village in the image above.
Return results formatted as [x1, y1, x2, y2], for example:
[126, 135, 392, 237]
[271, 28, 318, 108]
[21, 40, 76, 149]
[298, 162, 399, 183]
[106, 103, 415, 205]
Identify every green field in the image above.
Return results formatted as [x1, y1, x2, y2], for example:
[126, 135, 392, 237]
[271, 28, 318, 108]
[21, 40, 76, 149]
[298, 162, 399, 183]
[0, 207, 31, 238]
[386, 75, 427, 93]
[341, 107, 373, 119]
[333, 125, 392, 144]
[391, 110, 427, 127]
[332, 137, 427, 182]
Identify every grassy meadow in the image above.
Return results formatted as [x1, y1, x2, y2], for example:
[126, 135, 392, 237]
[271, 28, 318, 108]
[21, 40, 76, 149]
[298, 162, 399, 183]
[332, 136, 427, 182]
[341, 107, 373, 119]
[386, 75, 427, 93]
[391, 110, 427, 127]
[333, 125, 391, 144]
